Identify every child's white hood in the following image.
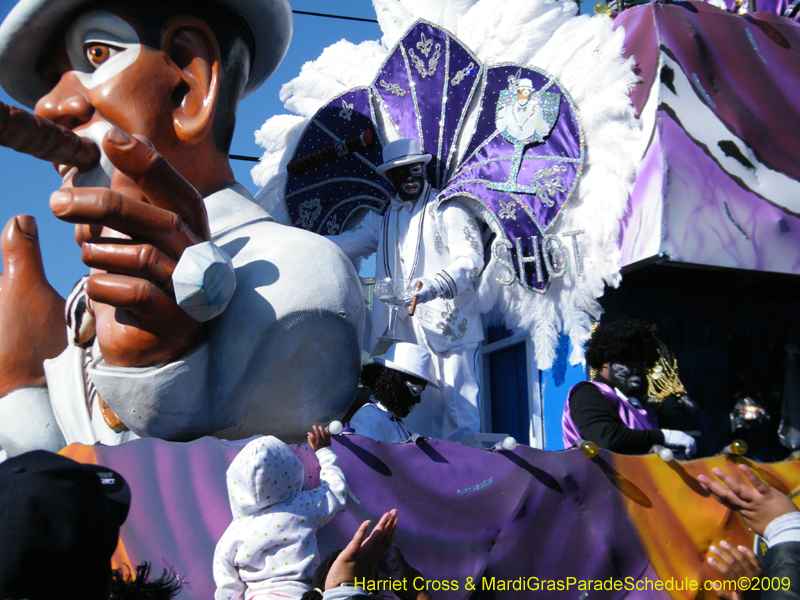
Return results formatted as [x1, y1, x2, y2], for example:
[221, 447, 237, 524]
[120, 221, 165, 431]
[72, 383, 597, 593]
[225, 436, 304, 518]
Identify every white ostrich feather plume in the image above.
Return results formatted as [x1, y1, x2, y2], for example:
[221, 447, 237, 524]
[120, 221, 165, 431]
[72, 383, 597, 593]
[252, 0, 642, 369]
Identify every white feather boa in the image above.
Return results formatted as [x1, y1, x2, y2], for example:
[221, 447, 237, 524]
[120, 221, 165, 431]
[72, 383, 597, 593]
[252, 0, 642, 369]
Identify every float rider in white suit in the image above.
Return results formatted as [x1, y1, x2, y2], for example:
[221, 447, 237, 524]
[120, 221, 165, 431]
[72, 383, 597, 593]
[329, 139, 484, 442]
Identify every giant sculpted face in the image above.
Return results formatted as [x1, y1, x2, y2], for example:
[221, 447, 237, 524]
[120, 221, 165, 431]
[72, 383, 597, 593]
[0, 0, 364, 449]
[32, 4, 224, 368]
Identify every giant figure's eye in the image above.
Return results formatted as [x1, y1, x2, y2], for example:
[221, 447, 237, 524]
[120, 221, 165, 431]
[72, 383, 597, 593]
[84, 43, 122, 68]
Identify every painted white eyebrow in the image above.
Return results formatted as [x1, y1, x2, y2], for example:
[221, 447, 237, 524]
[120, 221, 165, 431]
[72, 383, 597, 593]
[65, 10, 141, 86]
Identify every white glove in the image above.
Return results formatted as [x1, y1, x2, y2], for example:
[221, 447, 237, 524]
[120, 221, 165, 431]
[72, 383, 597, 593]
[405, 277, 441, 306]
[661, 429, 697, 458]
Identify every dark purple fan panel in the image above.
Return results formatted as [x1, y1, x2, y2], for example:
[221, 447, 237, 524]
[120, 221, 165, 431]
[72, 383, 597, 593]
[373, 21, 481, 189]
[286, 87, 393, 231]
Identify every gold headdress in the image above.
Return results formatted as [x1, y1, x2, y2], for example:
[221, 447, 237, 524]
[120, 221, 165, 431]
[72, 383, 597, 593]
[647, 347, 687, 401]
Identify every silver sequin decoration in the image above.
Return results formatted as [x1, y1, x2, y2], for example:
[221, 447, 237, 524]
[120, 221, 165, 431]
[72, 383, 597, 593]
[463, 225, 481, 252]
[379, 80, 407, 97]
[325, 216, 341, 235]
[408, 32, 441, 78]
[451, 62, 475, 86]
[339, 99, 354, 121]
[436, 303, 468, 341]
[434, 232, 444, 254]
[499, 199, 518, 220]
[296, 198, 323, 229]
[542, 234, 568, 278]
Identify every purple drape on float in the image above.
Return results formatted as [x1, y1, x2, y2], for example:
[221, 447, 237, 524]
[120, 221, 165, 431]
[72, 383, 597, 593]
[90, 435, 668, 600]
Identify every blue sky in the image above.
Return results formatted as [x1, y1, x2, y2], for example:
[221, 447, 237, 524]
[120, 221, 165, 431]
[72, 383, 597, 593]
[0, 0, 595, 297]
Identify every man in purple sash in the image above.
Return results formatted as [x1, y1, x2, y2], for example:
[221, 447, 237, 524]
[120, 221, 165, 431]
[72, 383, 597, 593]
[562, 319, 696, 456]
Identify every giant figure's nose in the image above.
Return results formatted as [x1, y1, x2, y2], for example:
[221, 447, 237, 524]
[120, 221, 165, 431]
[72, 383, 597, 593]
[34, 74, 94, 131]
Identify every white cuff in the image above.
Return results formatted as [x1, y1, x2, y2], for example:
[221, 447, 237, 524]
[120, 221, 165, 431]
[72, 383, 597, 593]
[173, 241, 237, 322]
[764, 511, 800, 547]
[0, 386, 65, 457]
[322, 584, 368, 600]
[315, 446, 337, 461]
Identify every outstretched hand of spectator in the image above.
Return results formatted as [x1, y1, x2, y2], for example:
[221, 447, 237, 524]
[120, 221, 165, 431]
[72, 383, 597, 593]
[325, 509, 398, 589]
[706, 540, 761, 600]
[697, 464, 799, 537]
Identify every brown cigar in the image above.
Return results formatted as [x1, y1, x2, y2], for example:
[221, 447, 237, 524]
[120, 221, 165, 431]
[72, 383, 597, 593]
[0, 100, 100, 172]
[409, 280, 423, 317]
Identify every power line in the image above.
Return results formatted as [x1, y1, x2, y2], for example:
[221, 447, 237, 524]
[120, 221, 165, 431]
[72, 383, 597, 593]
[292, 9, 378, 23]
[230, 154, 259, 162]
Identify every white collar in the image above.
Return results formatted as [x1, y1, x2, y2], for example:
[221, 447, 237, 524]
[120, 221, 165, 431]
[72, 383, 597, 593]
[203, 182, 274, 238]
[370, 397, 402, 421]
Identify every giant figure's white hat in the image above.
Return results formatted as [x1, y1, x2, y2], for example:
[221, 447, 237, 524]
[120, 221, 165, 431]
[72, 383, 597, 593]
[0, 0, 292, 108]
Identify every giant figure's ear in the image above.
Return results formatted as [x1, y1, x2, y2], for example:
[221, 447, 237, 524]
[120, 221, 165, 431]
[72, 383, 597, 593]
[161, 17, 220, 146]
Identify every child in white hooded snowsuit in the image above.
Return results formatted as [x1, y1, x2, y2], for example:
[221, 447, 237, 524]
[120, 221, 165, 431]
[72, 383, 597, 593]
[213, 426, 347, 600]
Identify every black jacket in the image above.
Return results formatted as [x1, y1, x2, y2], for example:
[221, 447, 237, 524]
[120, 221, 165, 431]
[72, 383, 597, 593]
[567, 376, 665, 454]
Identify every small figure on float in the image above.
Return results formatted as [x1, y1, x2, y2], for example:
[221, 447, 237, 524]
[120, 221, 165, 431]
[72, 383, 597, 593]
[562, 319, 697, 457]
[213, 426, 346, 600]
[329, 139, 484, 444]
[0, 0, 364, 458]
[350, 342, 438, 443]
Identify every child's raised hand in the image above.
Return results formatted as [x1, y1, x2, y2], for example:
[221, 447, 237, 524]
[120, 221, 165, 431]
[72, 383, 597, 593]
[308, 425, 331, 451]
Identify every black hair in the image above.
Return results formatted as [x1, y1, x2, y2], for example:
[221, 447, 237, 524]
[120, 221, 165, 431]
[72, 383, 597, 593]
[109, 562, 184, 600]
[134, 0, 253, 153]
[359, 363, 416, 415]
[300, 551, 342, 600]
[584, 318, 660, 371]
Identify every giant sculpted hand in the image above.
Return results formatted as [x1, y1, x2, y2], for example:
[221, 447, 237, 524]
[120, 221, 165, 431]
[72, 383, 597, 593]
[50, 129, 212, 367]
[0, 215, 67, 397]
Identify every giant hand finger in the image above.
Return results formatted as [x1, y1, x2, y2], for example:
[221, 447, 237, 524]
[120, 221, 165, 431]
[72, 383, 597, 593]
[51, 187, 203, 260]
[82, 239, 176, 288]
[87, 273, 202, 366]
[0, 216, 67, 395]
[1, 214, 48, 282]
[103, 129, 211, 240]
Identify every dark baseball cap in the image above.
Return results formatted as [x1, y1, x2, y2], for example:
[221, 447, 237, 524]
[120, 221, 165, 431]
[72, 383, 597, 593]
[0, 450, 131, 600]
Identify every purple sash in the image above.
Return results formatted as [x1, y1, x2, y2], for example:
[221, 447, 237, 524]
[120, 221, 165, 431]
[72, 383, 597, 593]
[562, 381, 659, 448]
